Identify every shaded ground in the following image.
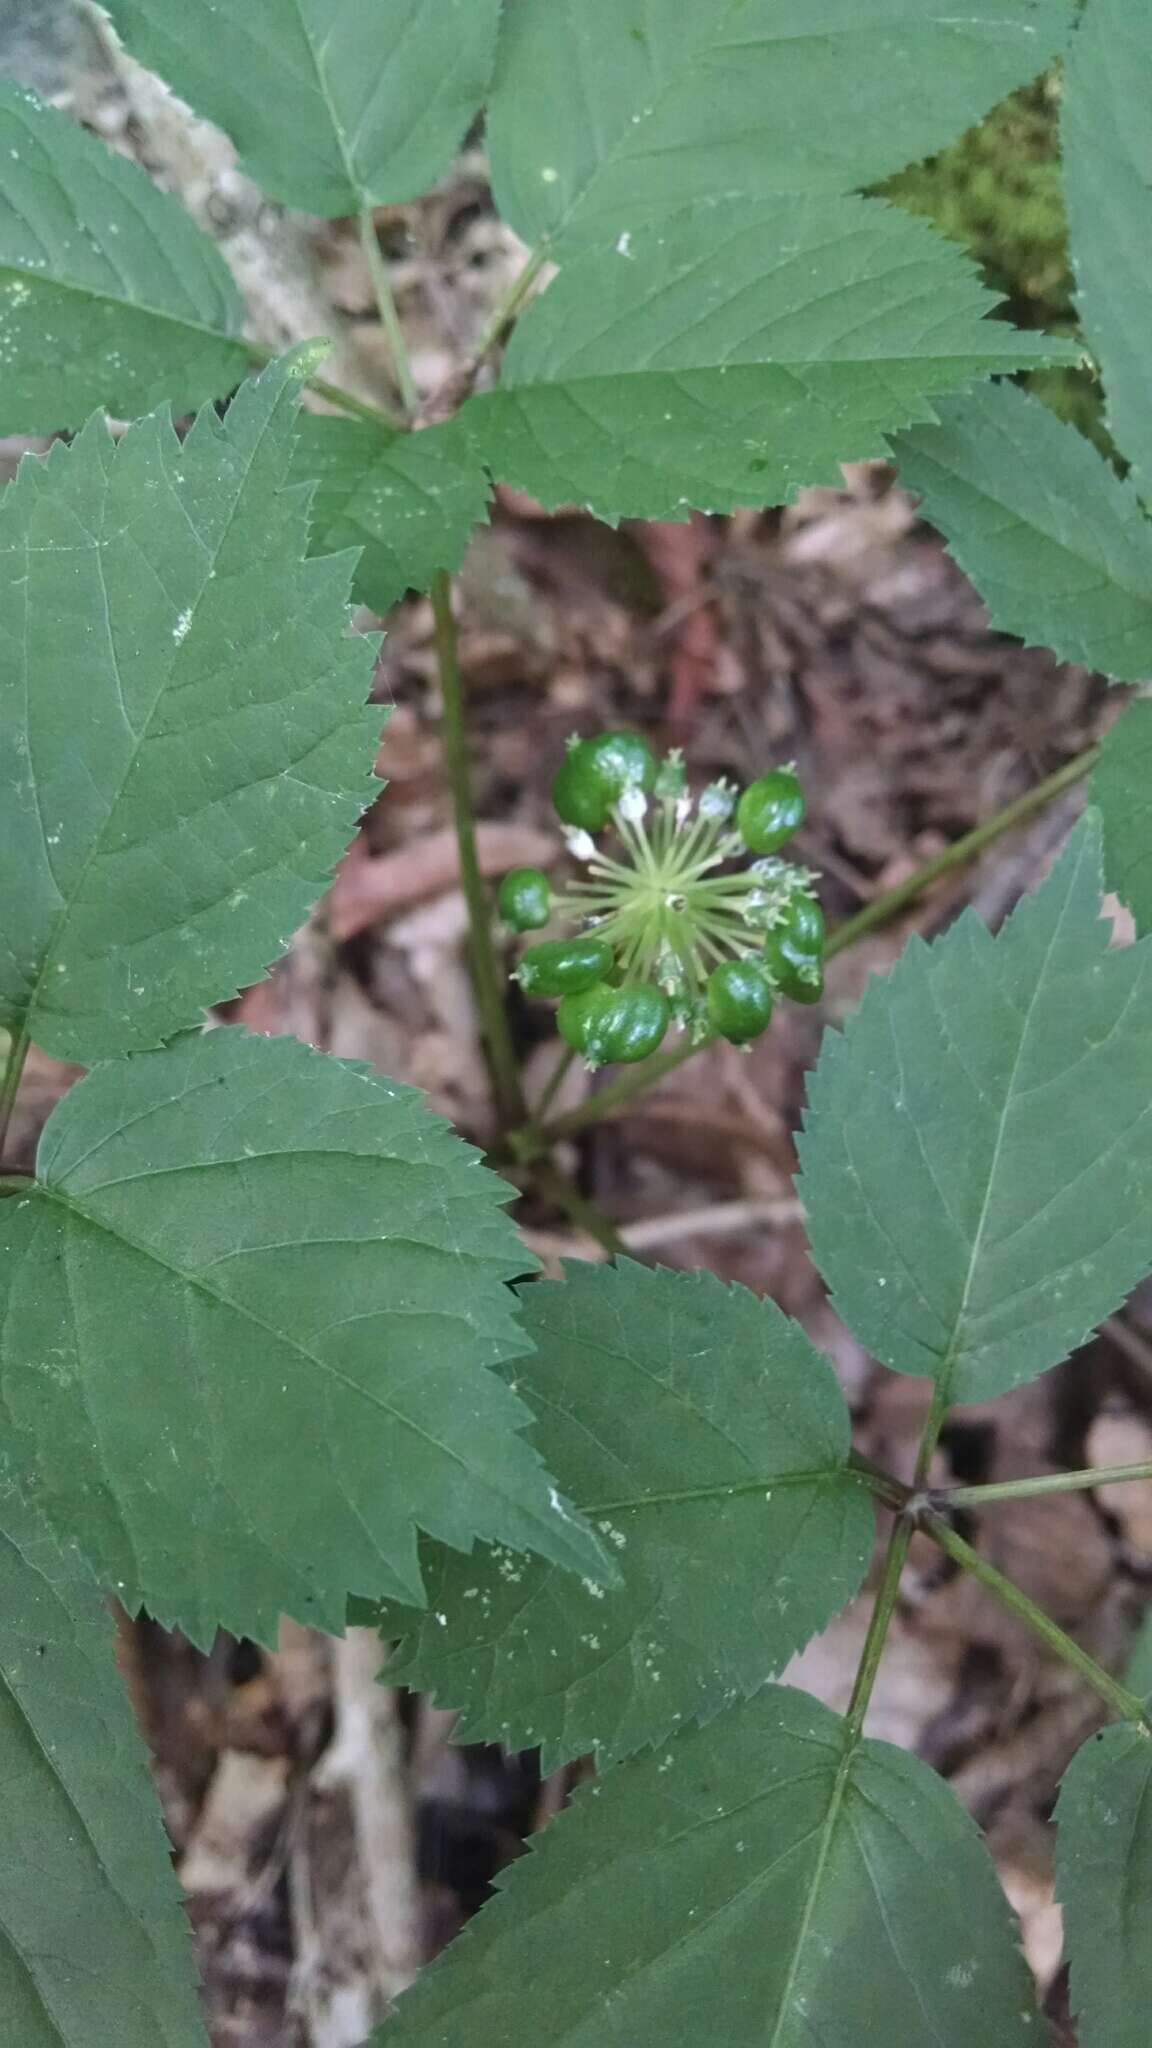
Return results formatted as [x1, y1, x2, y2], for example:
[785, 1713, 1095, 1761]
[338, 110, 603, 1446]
[5, 10, 1152, 2043]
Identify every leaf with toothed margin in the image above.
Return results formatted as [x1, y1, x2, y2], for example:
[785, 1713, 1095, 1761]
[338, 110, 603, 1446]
[0, 1028, 611, 1646]
[0, 1480, 206, 2045]
[1094, 701, 1152, 937]
[799, 812, 1152, 1406]
[893, 382, 1152, 683]
[361, 1261, 873, 1767]
[104, 0, 503, 217]
[0, 83, 246, 437]
[892, 382, 1152, 933]
[0, 351, 382, 1063]
[1062, 0, 1152, 498]
[1056, 1723, 1152, 2048]
[291, 413, 491, 614]
[460, 195, 1077, 525]
[486, 0, 1073, 256]
[377, 1686, 1039, 2047]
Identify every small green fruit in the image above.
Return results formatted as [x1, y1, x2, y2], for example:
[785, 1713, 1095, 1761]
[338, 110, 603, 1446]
[782, 891, 824, 955]
[497, 867, 551, 932]
[763, 891, 825, 1004]
[736, 769, 806, 856]
[557, 982, 610, 1054]
[516, 935, 614, 997]
[553, 731, 657, 832]
[577, 982, 670, 1067]
[706, 958, 775, 1044]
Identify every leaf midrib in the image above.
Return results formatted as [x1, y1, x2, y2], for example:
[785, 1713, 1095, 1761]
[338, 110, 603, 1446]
[31, 1177, 574, 1563]
[537, 3, 1056, 253]
[17, 393, 268, 1046]
[540, 0, 744, 250]
[766, 1737, 855, 2047]
[927, 873, 1072, 1406]
[501, 341, 1050, 399]
[0, 259, 242, 359]
[293, 1, 361, 203]
[584, 1468, 865, 1518]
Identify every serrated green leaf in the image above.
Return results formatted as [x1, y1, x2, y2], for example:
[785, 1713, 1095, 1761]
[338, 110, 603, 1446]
[0, 1481, 204, 2045]
[371, 1262, 872, 1767]
[0, 1028, 610, 1645]
[1056, 1724, 1152, 2048]
[487, 0, 1072, 255]
[461, 197, 1076, 524]
[1063, 0, 1152, 494]
[104, 0, 501, 216]
[291, 415, 490, 613]
[380, 1686, 1037, 2046]
[0, 353, 380, 1063]
[1094, 701, 1152, 935]
[800, 814, 1152, 1404]
[0, 84, 246, 436]
[894, 382, 1152, 682]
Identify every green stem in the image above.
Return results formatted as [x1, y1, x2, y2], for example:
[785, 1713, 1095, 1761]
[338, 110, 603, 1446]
[531, 1157, 631, 1259]
[509, 742, 1101, 1155]
[358, 206, 420, 421]
[0, 1024, 30, 1163]
[841, 1368, 968, 1740]
[912, 1378, 951, 1490]
[245, 337, 402, 430]
[844, 1517, 914, 1740]
[848, 1449, 912, 1513]
[431, 572, 526, 1132]
[825, 745, 1099, 959]
[932, 1459, 1152, 1509]
[922, 1511, 1152, 1731]
[474, 246, 549, 361]
[531, 1045, 578, 1127]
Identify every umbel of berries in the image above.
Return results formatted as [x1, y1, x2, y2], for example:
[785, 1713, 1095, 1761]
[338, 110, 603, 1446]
[498, 732, 827, 1067]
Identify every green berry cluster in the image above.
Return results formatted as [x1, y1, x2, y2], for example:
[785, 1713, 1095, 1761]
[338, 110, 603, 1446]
[498, 732, 825, 1067]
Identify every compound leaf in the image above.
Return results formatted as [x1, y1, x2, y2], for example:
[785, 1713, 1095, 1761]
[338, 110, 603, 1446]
[1056, 1724, 1152, 2048]
[292, 414, 490, 613]
[800, 813, 1152, 1404]
[1063, 0, 1152, 495]
[0, 1481, 204, 2045]
[461, 197, 1076, 524]
[104, 0, 501, 216]
[370, 1262, 873, 1767]
[0, 83, 246, 435]
[488, 0, 1071, 256]
[0, 1028, 609, 1646]
[894, 382, 1152, 682]
[0, 351, 380, 1063]
[380, 1686, 1037, 2046]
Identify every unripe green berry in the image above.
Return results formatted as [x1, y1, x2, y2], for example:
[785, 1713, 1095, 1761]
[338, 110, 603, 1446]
[736, 769, 806, 856]
[783, 891, 824, 955]
[577, 982, 670, 1067]
[497, 867, 551, 932]
[516, 935, 613, 997]
[706, 958, 774, 1044]
[557, 982, 610, 1054]
[553, 731, 657, 832]
[762, 891, 825, 1004]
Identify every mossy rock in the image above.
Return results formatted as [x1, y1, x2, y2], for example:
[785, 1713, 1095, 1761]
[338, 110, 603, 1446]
[880, 73, 1107, 453]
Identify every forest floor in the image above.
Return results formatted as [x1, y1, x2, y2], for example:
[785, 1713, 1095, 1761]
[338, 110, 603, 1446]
[5, 8, 1152, 2043]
